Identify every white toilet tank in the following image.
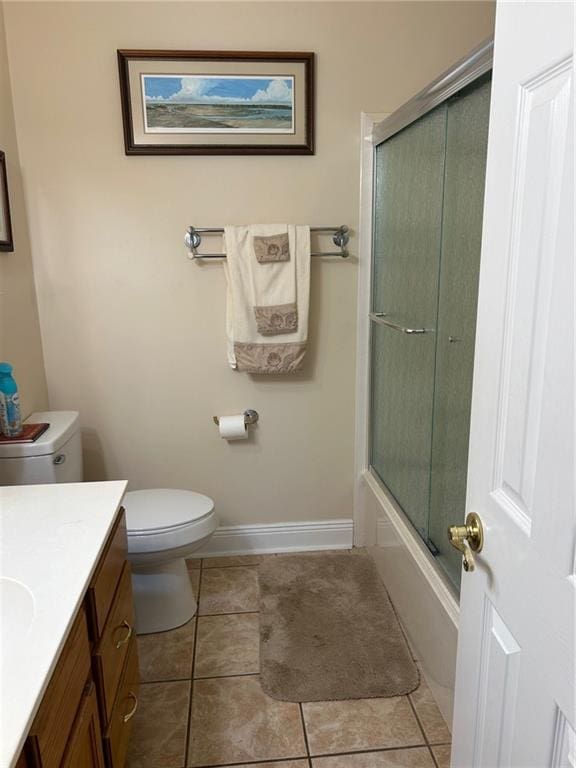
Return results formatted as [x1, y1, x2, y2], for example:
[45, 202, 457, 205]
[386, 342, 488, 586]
[0, 411, 83, 485]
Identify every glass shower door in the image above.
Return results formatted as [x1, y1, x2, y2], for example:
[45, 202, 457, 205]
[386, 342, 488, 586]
[370, 105, 447, 539]
[369, 73, 491, 593]
[427, 77, 492, 588]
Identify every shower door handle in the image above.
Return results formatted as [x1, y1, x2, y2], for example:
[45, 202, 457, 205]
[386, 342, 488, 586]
[448, 512, 484, 572]
[369, 312, 430, 335]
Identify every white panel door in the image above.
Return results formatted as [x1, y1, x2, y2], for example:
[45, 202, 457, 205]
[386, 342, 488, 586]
[451, 2, 574, 767]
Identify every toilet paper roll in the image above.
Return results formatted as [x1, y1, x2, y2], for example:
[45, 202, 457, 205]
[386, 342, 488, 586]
[218, 415, 248, 440]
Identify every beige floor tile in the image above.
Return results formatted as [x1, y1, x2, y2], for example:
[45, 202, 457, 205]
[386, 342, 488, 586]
[198, 566, 259, 615]
[203, 554, 263, 568]
[274, 549, 352, 558]
[186, 558, 201, 569]
[409, 676, 451, 744]
[189, 568, 200, 595]
[188, 675, 307, 766]
[126, 680, 190, 768]
[137, 618, 196, 682]
[312, 747, 436, 767]
[302, 696, 424, 755]
[232, 763, 308, 768]
[195, 613, 260, 678]
[431, 745, 451, 768]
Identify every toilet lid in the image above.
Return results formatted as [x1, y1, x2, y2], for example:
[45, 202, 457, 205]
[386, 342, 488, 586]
[123, 489, 214, 534]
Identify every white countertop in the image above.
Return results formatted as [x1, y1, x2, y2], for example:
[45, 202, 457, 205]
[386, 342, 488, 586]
[0, 481, 128, 768]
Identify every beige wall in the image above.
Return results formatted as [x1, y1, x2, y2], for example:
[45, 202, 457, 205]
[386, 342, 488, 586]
[0, 3, 47, 418]
[4, 1, 494, 525]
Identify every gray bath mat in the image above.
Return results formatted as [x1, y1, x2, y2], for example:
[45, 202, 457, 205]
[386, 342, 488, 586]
[259, 553, 419, 702]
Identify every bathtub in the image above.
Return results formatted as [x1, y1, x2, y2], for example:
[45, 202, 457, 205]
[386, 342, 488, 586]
[356, 468, 459, 728]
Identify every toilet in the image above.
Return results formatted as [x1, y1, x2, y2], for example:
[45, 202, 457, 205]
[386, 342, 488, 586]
[0, 411, 218, 634]
[123, 489, 216, 633]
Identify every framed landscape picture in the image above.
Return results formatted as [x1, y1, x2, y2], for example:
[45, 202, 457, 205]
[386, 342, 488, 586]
[0, 151, 13, 252]
[117, 50, 315, 155]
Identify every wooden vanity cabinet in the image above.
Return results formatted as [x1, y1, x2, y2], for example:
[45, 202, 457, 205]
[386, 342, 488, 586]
[86, 513, 129, 641]
[15, 751, 31, 768]
[23, 507, 139, 768]
[26, 609, 92, 768]
[102, 637, 140, 768]
[92, 563, 135, 725]
[60, 682, 105, 768]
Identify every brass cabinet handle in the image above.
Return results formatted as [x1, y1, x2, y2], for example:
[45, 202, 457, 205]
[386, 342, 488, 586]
[115, 620, 133, 649]
[447, 512, 484, 572]
[122, 691, 138, 723]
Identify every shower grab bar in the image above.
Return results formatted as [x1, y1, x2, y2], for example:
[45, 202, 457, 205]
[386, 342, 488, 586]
[369, 312, 430, 335]
[185, 225, 350, 259]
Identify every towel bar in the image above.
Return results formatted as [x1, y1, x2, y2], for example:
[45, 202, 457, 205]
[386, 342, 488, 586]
[185, 225, 350, 259]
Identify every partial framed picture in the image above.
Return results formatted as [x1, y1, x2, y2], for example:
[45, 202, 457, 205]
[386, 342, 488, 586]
[0, 151, 14, 252]
[117, 50, 315, 155]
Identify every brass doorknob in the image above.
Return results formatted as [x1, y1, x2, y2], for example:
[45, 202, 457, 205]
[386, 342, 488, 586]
[447, 512, 484, 572]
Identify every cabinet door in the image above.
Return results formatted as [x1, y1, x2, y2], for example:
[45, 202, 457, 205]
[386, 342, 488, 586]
[61, 682, 105, 768]
[103, 638, 140, 768]
[86, 510, 128, 641]
[27, 610, 91, 768]
[93, 562, 136, 727]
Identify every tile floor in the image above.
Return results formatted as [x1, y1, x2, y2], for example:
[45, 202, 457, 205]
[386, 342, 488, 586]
[127, 553, 452, 768]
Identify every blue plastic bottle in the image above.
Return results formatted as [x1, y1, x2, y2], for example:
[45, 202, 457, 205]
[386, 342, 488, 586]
[0, 362, 23, 437]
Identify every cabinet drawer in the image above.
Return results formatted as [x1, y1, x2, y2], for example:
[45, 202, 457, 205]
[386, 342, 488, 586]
[103, 638, 140, 768]
[60, 681, 105, 768]
[86, 509, 128, 640]
[93, 562, 135, 725]
[28, 609, 91, 768]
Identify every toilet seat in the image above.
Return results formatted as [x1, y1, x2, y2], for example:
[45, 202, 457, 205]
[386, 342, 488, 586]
[125, 489, 214, 532]
[124, 489, 216, 555]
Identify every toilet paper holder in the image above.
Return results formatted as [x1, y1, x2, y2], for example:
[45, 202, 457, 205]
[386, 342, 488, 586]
[213, 409, 259, 427]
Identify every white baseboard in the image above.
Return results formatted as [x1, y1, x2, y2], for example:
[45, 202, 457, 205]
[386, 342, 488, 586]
[189, 519, 354, 558]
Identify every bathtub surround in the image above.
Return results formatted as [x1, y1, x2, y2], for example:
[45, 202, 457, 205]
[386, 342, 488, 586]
[2, 2, 495, 530]
[259, 552, 419, 702]
[361, 475, 459, 727]
[0, 4, 47, 417]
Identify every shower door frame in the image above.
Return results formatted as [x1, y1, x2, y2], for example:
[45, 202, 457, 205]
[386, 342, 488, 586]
[353, 38, 493, 724]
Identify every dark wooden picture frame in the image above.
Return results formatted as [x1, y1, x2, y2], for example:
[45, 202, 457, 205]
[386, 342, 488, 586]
[117, 50, 315, 156]
[0, 151, 14, 252]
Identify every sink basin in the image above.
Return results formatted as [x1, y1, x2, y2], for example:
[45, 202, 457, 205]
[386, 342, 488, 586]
[0, 577, 36, 655]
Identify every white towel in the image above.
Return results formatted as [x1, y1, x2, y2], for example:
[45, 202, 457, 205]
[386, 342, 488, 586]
[223, 224, 311, 374]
